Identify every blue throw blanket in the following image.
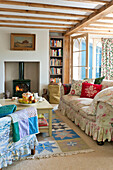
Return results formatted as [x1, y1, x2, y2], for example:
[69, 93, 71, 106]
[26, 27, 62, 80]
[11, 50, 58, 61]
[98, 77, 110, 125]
[8, 107, 39, 142]
[0, 104, 17, 118]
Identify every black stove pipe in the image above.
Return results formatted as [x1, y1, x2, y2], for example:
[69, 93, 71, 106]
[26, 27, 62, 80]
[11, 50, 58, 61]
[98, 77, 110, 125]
[19, 62, 24, 80]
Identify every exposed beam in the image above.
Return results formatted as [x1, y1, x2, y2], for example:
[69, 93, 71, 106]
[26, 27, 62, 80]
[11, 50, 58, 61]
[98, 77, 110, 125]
[81, 28, 113, 32]
[72, 33, 87, 39]
[100, 16, 113, 20]
[0, 8, 87, 18]
[0, 24, 69, 30]
[92, 21, 113, 25]
[65, 0, 113, 35]
[78, 32, 113, 35]
[62, 0, 108, 3]
[0, 1, 96, 12]
[0, 14, 80, 23]
[49, 30, 66, 33]
[84, 25, 113, 29]
[0, 19, 73, 27]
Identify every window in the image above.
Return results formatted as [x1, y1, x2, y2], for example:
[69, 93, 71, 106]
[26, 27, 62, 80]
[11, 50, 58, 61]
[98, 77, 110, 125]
[96, 42, 102, 78]
[72, 36, 87, 80]
[71, 35, 102, 81]
[89, 42, 93, 79]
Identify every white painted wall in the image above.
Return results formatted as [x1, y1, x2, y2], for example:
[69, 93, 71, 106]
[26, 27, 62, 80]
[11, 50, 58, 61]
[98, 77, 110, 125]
[0, 27, 49, 98]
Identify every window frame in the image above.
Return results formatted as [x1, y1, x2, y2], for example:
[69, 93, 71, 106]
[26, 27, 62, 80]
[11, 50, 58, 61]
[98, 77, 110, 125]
[71, 33, 89, 81]
[71, 34, 102, 81]
[92, 38, 102, 79]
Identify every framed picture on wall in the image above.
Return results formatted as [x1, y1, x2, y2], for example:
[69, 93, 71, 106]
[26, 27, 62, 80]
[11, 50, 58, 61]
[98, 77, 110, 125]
[10, 33, 36, 50]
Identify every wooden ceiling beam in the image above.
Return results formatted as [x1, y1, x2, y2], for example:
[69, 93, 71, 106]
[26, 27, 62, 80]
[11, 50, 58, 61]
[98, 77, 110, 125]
[0, 24, 69, 30]
[0, 1, 96, 12]
[0, 14, 80, 23]
[100, 16, 113, 20]
[49, 30, 66, 33]
[0, 19, 73, 27]
[0, 8, 87, 18]
[79, 31, 113, 35]
[65, 0, 113, 35]
[81, 28, 113, 32]
[93, 21, 113, 25]
[62, 0, 108, 4]
[84, 25, 113, 29]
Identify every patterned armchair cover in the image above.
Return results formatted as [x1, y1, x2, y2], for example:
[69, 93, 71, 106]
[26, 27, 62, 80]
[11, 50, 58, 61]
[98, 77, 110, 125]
[0, 115, 38, 169]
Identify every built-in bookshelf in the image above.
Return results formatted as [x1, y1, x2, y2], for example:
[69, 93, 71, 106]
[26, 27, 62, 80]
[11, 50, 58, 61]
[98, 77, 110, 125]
[49, 36, 63, 83]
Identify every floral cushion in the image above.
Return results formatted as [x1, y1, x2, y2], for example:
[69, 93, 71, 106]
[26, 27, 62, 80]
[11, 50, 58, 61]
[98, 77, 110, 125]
[101, 80, 113, 90]
[84, 78, 94, 83]
[80, 82, 102, 99]
[69, 80, 89, 96]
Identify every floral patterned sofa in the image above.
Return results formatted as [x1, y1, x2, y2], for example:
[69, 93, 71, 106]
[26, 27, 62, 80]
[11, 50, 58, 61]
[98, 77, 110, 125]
[58, 80, 113, 144]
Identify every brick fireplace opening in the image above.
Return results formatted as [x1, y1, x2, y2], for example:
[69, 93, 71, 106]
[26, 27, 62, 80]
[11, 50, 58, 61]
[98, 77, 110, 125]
[5, 62, 40, 98]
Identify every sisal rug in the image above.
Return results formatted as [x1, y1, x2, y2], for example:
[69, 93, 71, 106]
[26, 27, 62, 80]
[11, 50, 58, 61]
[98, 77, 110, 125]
[34, 111, 94, 159]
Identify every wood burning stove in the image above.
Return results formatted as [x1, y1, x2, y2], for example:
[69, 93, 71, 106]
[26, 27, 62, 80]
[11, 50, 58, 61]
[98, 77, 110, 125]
[13, 62, 31, 98]
[13, 79, 30, 98]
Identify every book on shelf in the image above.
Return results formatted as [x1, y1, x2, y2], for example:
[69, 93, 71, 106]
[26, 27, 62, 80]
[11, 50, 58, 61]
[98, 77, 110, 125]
[56, 68, 62, 74]
[58, 49, 63, 57]
[50, 49, 63, 57]
[51, 68, 54, 74]
[50, 59, 62, 66]
[53, 68, 55, 74]
[50, 39, 62, 47]
[50, 67, 62, 75]
[50, 40, 52, 46]
[50, 49, 58, 56]
[54, 40, 56, 47]
[50, 78, 61, 83]
[51, 67, 55, 74]
[57, 49, 60, 56]
[50, 68, 52, 75]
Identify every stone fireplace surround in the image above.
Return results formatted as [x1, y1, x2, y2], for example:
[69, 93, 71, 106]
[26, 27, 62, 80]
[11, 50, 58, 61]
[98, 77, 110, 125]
[0, 28, 49, 98]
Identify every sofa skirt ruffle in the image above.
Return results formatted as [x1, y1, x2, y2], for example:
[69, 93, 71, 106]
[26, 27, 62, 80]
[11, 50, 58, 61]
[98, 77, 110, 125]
[58, 101, 113, 142]
[0, 134, 38, 169]
[75, 113, 113, 142]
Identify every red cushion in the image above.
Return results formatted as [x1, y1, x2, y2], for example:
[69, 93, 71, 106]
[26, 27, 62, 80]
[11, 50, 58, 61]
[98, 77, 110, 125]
[62, 84, 71, 95]
[80, 82, 102, 99]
